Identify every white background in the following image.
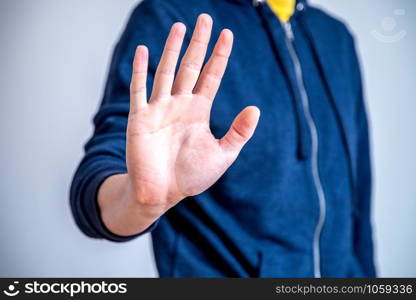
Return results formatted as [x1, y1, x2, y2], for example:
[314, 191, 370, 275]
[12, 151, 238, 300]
[0, 0, 415, 277]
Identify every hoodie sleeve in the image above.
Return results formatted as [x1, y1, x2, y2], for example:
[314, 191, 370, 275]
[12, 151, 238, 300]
[69, 0, 184, 242]
[348, 34, 377, 277]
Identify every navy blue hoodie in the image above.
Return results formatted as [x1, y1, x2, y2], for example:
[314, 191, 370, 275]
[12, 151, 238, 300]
[70, 0, 376, 277]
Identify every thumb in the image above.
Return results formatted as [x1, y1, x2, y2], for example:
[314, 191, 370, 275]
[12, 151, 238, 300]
[220, 106, 260, 154]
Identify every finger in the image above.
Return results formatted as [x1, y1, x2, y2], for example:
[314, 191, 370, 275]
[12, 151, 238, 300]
[151, 22, 186, 100]
[220, 106, 260, 154]
[172, 14, 213, 95]
[194, 29, 233, 101]
[130, 45, 149, 112]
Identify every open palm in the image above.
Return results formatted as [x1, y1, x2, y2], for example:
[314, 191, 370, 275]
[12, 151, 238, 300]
[126, 14, 260, 210]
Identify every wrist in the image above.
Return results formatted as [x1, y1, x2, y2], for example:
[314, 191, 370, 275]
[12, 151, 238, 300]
[98, 174, 159, 236]
[124, 175, 169, 219]
[124, 174, 185, 217]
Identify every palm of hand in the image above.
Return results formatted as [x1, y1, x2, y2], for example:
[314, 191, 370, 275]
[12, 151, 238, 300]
[126, 14, 259, 208]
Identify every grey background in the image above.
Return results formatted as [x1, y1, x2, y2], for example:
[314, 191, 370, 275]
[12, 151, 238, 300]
[0, 0, 414, 277]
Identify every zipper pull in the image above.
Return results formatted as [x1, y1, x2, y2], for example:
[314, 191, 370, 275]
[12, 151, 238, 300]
[283, 22, 294, 41]
[252, 0, 265, 7]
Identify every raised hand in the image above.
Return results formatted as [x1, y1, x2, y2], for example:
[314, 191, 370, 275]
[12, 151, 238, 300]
[99, 14, 260, 236]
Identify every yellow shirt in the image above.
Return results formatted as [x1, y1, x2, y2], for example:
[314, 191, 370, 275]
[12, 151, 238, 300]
[266, 0, 296, 23]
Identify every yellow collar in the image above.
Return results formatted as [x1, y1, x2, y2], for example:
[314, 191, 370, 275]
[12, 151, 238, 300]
[266, 0, 296, 23]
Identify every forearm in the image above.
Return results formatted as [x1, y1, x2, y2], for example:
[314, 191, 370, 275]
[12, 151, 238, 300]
[97, 173, 164, 237]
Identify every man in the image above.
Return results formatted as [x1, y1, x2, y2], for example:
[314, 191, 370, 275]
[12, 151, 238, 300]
[70, 0, 376, 277]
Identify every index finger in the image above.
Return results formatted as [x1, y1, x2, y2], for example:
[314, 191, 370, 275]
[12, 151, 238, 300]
[193, 29, 233, 101]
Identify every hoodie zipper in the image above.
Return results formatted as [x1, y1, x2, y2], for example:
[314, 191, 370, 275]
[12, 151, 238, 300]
[282, 21, 327, 278]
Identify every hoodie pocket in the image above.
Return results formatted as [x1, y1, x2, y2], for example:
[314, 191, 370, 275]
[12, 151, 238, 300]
[258, 250, 312, 278]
